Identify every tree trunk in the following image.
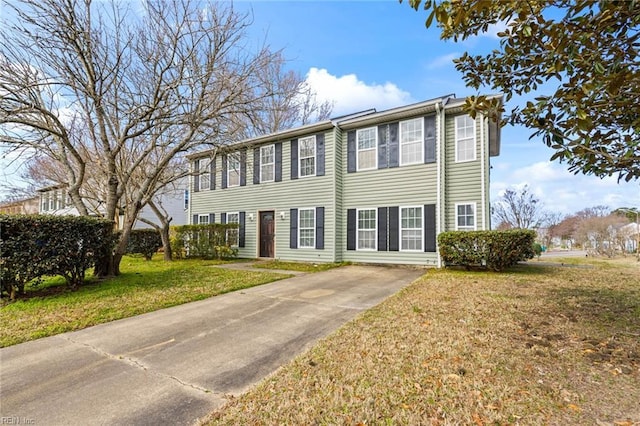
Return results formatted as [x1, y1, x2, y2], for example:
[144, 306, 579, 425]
[161, 223, 172, 261]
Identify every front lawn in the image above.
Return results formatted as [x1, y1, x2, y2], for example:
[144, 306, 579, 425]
[0, 256, 290, 347]
[206, 257, 640, 425]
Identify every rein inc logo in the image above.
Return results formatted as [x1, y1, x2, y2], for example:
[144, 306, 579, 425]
[1, 418, 35, 425]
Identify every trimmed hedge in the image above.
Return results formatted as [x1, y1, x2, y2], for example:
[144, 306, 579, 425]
[438, 229, 536, 271]
[170, 223, 238, 260]
[1, 214, 114, 299]
[126, 229, 162, 260]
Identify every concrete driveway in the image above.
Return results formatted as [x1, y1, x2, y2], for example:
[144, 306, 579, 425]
[0, 265, 423, 425]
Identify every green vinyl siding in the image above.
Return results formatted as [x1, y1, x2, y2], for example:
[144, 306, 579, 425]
[444, 113, 486, 231]
[333, 128, 344, 262]
[191, 131, 336, 262]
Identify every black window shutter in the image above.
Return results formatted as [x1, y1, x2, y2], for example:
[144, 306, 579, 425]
[193, 160, 200, 192]
[347, 208, 356, 250]
[275, 142, 282, 182]
[315, 206, 324, 249]
[290, 208, 298, 249]
[221, 155, 228, 189]
[424, 204, 437, 252]
[240, 150, 247, 186]
[377, 125, 388, 169]
[210, 158, 216, 190]
[239, 211, 246, 248]
[389, 122, 399, 168]
[290, 139, 298, 179]
[316, 133, 325, 176]
[221, 213, 227, 224]
[424, 115, 436, 163]
[377, 207, 388, 251]
[209, 213, 215, 224]
[347, 131, 356, 173]
[253, 148, 260, 184]
[389, 206, 399, 251]
[192, 214, 198, 225]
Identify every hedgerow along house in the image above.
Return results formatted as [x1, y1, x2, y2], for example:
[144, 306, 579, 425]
[187, 94, 501, 267]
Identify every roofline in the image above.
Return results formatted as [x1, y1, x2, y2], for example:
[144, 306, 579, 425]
[335, 94, 457, 130]
[187, 120, 334, 160]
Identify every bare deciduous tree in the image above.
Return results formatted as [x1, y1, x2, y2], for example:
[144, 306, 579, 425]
[492, 185, 547, 229]
[0, 0, 306, 275]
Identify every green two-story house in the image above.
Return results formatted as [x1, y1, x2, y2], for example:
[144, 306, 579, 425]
[187, 94, 501, 267]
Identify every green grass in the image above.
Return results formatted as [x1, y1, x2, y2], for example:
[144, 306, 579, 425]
[206, 257, 640, 425]
[252, 259, 347, 272]
[0, 256, 290, 347]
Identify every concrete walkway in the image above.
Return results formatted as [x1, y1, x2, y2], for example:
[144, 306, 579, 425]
[0, 265, 424, 426]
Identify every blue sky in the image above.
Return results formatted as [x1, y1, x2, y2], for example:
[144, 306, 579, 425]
[1, 0, 638, 216]
[234, 0, 639, 216]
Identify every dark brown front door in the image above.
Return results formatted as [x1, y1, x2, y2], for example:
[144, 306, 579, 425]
[259, 211, 275, 258]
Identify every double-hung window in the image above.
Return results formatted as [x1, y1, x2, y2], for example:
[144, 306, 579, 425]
[401, 206, 423, 251]
[455, 115, 476, 162]
[227, 155, 240, 187]
[356, 128, 377, 170]
[400, 118, 423, 165]
[226, 212, 239, 246]
[357, 208, 377, 250]
[456, 203, 476, 230]
[298, 208, 315, 248]
[260, 145, 275, 182]
[299, 136, 316, 177]
[198, 214, 210, 225]
[41, 193, 50, 212]
[199, 160, 211, 190]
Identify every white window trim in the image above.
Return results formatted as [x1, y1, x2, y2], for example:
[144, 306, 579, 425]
[399, 118, 424, 166]
[455, 202, 477, 231]
[298, 135, 316, 178]
[198, 214, 210, 225]
[356, 127, 377, 171]
[400, 205, 424, 252]
[198, 160, 211, 191]
[298, 207, 316, 249]
[260, 144, 275, 183]
[227, 155, 240, 187]
[356, 208, 377, 251]
[226, 211, 240, 247]
[455, 115, 476, 163]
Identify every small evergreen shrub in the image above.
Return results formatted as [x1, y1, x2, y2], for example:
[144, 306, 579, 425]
[438, 229, 536, 271]
[0, 214, 114, 298]
[126, 229, 162, 260]
[170, 223, 238, 260]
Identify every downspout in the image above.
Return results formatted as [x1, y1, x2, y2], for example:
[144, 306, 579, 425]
[480, 113, 486, 230]
[435, 101, 443, 268]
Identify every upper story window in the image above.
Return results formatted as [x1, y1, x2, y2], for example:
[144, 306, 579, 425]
[456, 203, 476, 230]
[260, 145, 275, 182]
[455, 115, 476, 162]
[298, 208, 316, 248]
[299, 136, 316, 177]
[357, 208, 377, 250]
[357, 127, 377, 171]
[183, 189, 189, 210]
[401, 206, 423, 251]
[400, 118, 423, 165]
[228, 155, 240, 187]
[199, 160, 210, 190]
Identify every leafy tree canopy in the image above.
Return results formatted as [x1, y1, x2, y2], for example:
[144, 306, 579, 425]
[404, 0, 640, 181]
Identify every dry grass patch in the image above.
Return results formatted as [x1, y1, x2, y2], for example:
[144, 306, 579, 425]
[206, 258, 640, 425]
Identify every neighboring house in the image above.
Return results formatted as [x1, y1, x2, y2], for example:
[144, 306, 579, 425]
[37, 181, 188, 229]
[621, 222, 639, 254]
[0, 196, 39, 215]
[187, 95, 501, 267]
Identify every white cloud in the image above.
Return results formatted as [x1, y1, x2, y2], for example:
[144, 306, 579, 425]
[425, 53, 460, 70]
[491, 160, 640, 215]
[305, 67, 413, 116]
